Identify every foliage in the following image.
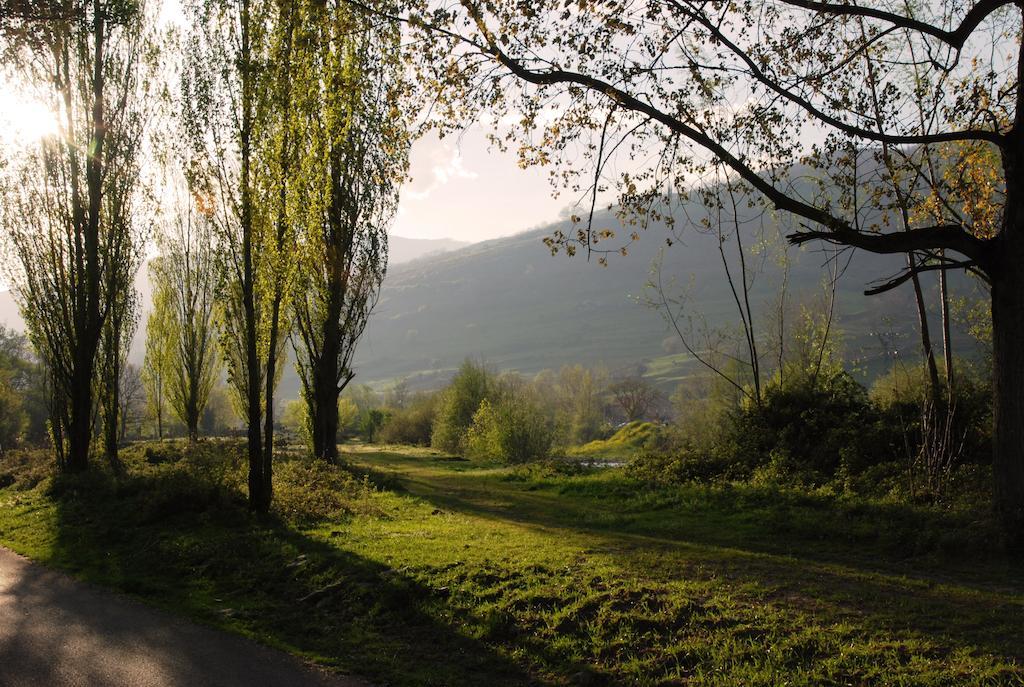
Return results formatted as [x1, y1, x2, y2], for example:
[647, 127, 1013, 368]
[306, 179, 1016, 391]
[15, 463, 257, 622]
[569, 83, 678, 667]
[273, 458, 378, 526]
[378, 392, 438, 446]
[870, 361, 994, 500]
[533, 364, 608, 445]
[0, 448, 51, 491]
[144, 263, 176, 439]
[118, 363, 145, 440]
[0, 376, 25, 454]
[200, 384, 240, 437]
[2, 1, 152, 470]
[397, 0, 1024, 541]
[608, 376, 663, 421]
[280, 399, 311, 447]
[725, 371, 884, 485]
[0, 326, 37, 451]
[289, 0, 409, 462]
[152, 207, 221, 441]
[360, 409, 387, 443]
[626, 445, 734, 485]
[671, 367, 744, 455]
[465, 391, 556, 464]
[431, 360, 495, 454]
[337, 397, 360, 436]
[182, 0, 300, 509]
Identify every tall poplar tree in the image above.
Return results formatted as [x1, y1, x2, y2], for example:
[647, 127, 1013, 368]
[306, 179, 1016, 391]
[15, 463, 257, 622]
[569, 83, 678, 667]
[290, 1, 408, 462]
[2, 0, 151, 471]
[182, 0, 297, 511]
[155, 204, 220, 442]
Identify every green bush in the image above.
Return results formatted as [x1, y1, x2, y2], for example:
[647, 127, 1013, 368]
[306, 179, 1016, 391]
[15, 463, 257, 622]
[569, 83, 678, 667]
[0, 448, 52, 491]
[627, 444, 733, 484]
[431, 360, 495, 454]
[870, 361, 992, 468]
[273, 458, 378, 525]
[360, 408, 388, 442]
[723, 371, 886, 484]
[379, 392, 438, 445]
[280, 399, 311, 448]
[337, 397, 360, 436]
[466, 394, 556, 464]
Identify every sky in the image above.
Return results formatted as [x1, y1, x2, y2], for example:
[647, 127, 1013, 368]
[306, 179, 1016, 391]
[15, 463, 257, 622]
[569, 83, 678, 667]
[391, 128, 568, 243]
[0, 0, 575, 245]
[0, 81, 571, 245]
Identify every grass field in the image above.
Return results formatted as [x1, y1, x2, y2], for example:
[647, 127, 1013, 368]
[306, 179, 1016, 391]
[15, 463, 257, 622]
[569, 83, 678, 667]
[0, 442, 1022, 686]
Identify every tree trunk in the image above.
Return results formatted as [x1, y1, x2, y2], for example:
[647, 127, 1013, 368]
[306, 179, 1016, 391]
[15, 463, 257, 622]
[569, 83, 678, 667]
[991, 243, 1024, 552]
[187, 376, 200, 442]
[66, 362, 93, 472]
[908, 253, 941, 400]
[259, 323, 279, 515]
[310, 356, 340, 463]
[246, 371, 264, 511]
[103, 365, 120, 472]
[938, 250, 954, 391]
[239, 0, 267, 513]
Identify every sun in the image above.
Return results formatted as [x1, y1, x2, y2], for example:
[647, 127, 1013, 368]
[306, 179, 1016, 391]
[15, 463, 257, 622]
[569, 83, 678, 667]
[0, 87, 60, 146]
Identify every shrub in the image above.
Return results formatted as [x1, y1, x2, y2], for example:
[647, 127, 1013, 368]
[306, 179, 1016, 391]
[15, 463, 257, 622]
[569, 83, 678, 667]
[273, 458, 377, 525]
[360, 408, 388, 442]
[181, 440, 245, 497]
[466, 394, 555, 464]
[722, 371, 887, 485]
[337, 397, 360, 436]
[431, 360, 495, 454]
[379, 392, 438, 445]
[870, 361, 992, 468]
[627, 444, 733, 484]
[280, 399, 310, 447]
[0, 448, 52, 491]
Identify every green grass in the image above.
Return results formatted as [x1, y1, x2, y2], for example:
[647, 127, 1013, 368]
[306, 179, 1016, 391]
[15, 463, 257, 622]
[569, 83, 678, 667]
[0, 441, 1022, 686]
[566, 422, 667, 462]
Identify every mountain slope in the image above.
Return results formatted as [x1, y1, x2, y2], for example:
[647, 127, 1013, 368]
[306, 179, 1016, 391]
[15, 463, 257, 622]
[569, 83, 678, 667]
[387, 235, 470, 266]
[350, 210, 980, 392]
[1, 215, 981, 398]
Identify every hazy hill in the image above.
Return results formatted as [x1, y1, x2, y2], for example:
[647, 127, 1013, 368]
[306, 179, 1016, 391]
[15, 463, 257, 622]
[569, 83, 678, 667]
[349, 211, 981, 393]
[387, 235, 470, 265]
[0, 216, 982, 400]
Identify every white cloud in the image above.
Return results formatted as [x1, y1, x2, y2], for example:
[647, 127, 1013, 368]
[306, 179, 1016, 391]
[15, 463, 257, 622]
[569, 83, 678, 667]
[403, 148, 478, 201]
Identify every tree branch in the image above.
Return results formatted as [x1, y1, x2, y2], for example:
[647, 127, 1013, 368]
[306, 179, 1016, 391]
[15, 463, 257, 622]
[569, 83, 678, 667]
[864, 258, 979, 295]
[669, 0, 1004, 145]
[777, 0, 1013, 48]
[460, 1, 992, 268]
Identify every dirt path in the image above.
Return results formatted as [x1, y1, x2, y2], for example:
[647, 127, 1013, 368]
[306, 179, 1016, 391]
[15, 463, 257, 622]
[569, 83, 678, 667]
[0, 546, 369, 687]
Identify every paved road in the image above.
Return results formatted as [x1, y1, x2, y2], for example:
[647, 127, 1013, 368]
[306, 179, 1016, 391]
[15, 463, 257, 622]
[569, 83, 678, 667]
[0, 547, 370, 687]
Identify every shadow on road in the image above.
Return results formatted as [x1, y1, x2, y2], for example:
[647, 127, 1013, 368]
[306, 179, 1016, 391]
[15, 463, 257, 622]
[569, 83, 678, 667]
[5, 459, 557, 687]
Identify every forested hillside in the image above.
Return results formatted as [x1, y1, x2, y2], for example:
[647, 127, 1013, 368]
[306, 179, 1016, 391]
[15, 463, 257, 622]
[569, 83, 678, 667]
[353, 207, 982, 391]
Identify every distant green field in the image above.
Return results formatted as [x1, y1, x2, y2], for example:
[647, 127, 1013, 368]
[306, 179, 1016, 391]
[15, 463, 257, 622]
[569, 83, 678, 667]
[0, 443, 1020, 686]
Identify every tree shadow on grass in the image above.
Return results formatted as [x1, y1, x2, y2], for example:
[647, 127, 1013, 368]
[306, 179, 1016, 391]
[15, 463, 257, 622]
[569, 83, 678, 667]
[367, 457, 1024, 667]
[34, 465, 565, 687]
